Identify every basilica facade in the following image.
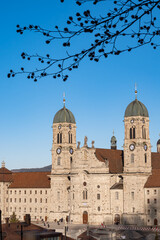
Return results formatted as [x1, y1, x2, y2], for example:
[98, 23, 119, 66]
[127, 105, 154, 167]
[0, 95, 160, 226]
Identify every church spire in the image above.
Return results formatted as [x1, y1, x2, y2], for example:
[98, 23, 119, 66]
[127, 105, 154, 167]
[135, 83, 137, 100]
[63, 92, 66, 107]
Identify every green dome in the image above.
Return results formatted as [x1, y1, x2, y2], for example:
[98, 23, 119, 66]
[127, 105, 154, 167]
[111, 135, 117, 145]
[53, 106, 76, 124]
[125, 99, 149, 117]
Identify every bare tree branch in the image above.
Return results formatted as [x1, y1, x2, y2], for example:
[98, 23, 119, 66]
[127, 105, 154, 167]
[8, 0, 160, 81]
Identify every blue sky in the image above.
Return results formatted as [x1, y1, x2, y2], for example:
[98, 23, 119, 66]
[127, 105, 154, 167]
[0, 0, 160, 169]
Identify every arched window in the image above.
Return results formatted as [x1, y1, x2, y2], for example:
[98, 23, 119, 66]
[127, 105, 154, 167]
[130, 127, 136, 139]
[57, 133, 59, 144]
[142, 126, 146, 139]
[68, 132, 72, 144]
[57, 132, 62, 144]
[57, 157, 61, 166]
[145, 153, 147, 163]
[83, 189, 87, 200]
[131, 154, 134, 163]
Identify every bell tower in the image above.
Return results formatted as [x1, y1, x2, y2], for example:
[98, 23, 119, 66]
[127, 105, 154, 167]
[51, 97, 76, 174]
[123, 91, 151, 173]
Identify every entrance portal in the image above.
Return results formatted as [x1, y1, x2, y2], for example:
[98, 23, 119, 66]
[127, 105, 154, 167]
[83, 211, 88, 224]
[154, 218, 158, 225]
[114, 214, 120, 225]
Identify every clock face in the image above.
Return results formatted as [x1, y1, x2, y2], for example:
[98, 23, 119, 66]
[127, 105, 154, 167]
[69, 124, 72, 129]
[69, 148, 73, 154]
[130, 119, 134, 124]
[144, 144, 147, 151]
[129, 144, 135, 151]
[58, 125, 61, 130]
[56, 148, 61, 154]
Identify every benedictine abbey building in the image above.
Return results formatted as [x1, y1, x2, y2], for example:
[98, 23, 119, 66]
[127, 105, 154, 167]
[0, 94, 160, 226]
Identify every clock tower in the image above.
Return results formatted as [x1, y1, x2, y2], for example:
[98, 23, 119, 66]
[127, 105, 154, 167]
[123, 93, 151, 173]
[49, 98, 76, 221]
[51, 98, 76, 173]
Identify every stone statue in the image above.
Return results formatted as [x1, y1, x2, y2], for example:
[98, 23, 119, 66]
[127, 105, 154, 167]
[84, 136, 88, 147]
[91, 141, 95, 148]
[77, 141, 81, 149]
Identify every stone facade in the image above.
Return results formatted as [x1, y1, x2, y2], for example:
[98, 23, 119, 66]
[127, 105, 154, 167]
[0, 97, 160, 226]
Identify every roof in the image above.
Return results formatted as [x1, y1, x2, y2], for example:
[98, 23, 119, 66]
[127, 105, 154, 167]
[110, 181, 123, 190]
[157, 139, 160, 145]
[95, 148, 123, 173]
[125, 99, 149, 117]
[0, 167, 13, 182]
[151, 152, 160, 169]
[53, 106, 76, 124]
[9, 172, 51, 188]
[144, 169, 160, 188]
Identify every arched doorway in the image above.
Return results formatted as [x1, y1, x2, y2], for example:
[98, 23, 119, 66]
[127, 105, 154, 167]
[114, 214, 120, 225]
[154, 219, 158, 225]
[83, 211, 88, 224]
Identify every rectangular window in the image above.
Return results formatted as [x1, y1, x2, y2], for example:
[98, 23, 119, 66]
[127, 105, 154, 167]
[35, 208, 37, 213]
[57, 191, 60, 200]
[131, 154, 134, 163]
[10, 198, 12, 203]
[19, 198, 21, 203]
[98, 206, 100, 211]
[35, 190, 37, 194]
[35, 198, 37, 203]
[147, 199, 150, 204]
[30, 208, 32, 213]
[10, 190, 12, 194]
[24, 190, 26, 194]
[147, 190, 149, 195]
[15, 198, 16, 203]
[131, 192, 134, 200]
[148, 209, 150, 214]
[45, 190, 47, 194]
[24, 198, 26, 203]
[19, 207, 21, 212]
[30, 198, 32, 203]
[6, 190, 8, 194]
[15, 190, 16, 194]
[154, 190, 157, 194]
[40, 198, 42, 203]
[10, 207, 12, 212]
[154, 199, 157, 204]
[97, 193, 100, 200]
[24, 207, 26, 213]
[132, 207, 135, 213]
[6, 207, 8, 212]
[6, 198, 8, 202]
[73, 193, 74, 200]
[45, 198, 47, 203]
[155, 209, 157, 215]
[19, 190, 21, 194]
[40, 190, 42, 194]
[115, 192, 119, 200]
[57, 157, 61, 166]
[40, 208, 42, 213]
[30, 190, 32, 194]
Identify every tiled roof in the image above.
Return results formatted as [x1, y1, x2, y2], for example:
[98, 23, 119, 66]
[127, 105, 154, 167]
[95, 148, 123, 173]
[144, 169, 160, 188]
[0, 167, 13, 182]
[151, 152, 160, 169]
[9, 172, 51, 188]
